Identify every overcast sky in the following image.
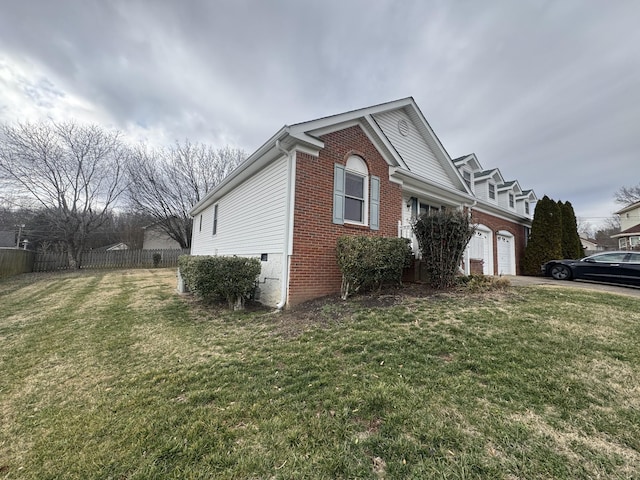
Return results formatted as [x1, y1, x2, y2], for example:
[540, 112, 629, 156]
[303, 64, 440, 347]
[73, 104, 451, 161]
[1, 0, 638, 231]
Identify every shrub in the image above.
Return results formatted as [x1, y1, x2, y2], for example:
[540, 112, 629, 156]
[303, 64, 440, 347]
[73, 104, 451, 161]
[336, 236, 412, 300]
[456, 274, 511, 293]
[178, 255, 261, 310]
[152, 252, 162, 268]
[522, 196, 562, 275]
[412, 210, 475, 289]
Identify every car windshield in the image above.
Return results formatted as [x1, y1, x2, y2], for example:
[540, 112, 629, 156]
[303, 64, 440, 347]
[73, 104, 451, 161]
[587, 252, 627, 263]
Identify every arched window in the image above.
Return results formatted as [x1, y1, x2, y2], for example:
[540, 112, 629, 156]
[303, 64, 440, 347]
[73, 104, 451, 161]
[332, 156, 380, 230]
[344, 156, 368, 223]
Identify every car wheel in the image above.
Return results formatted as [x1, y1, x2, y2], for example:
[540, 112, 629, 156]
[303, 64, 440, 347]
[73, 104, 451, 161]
[550, 264, 572, 281]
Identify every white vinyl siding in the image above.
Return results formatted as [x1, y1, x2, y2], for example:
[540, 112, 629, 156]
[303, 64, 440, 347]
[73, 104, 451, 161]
[191, 155, 288, 256]
[474, 179, 489, 201]
[373, 110, 456, 190]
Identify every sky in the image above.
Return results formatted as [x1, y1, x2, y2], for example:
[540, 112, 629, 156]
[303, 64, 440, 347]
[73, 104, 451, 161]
[1, 0, 639, 232]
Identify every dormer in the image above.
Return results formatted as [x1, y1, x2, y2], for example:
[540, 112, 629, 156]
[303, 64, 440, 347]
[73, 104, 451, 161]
[473, 168, 504, 204]
[453, 154, 482, 193]
[516, 189, 537, 217]
[497, 180, 522, 212]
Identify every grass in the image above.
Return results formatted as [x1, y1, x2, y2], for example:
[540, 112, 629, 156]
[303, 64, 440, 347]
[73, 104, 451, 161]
[0, 269, 639, 479]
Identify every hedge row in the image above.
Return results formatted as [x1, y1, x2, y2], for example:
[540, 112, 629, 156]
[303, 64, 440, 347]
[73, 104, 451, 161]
[178, 255, 261, 310]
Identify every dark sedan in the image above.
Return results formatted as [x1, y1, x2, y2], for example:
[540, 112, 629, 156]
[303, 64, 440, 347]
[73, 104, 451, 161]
[542, 251, 640, 286]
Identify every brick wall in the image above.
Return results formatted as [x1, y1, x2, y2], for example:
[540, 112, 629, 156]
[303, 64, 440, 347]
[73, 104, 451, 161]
[288, 125, 402, 305]
[471, 209, 529, 275]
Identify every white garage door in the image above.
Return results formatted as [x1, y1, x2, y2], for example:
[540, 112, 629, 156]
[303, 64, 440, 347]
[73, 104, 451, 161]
[468, 227, 492, 275]
[497, 232, 515, 275]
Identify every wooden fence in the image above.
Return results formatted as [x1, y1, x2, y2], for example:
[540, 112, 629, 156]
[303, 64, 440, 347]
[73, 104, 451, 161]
[0, 248, 35, 278]
[32, 248, 190, 272]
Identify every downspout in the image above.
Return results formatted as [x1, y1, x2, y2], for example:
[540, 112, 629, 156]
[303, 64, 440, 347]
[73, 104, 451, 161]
[275, 139, 294, 309]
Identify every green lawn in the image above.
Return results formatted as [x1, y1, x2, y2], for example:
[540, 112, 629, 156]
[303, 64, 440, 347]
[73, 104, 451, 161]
[1, 269, 639, 479]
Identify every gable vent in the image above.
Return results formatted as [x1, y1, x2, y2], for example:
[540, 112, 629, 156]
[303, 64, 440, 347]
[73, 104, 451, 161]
[398, 119, 409, 136]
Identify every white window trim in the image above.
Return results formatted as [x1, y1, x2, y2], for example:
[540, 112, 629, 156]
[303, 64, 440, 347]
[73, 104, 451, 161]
[488, 183, 496, 201]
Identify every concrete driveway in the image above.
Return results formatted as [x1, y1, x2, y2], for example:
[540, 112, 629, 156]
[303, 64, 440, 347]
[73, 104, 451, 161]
[505, 275, 640, 299]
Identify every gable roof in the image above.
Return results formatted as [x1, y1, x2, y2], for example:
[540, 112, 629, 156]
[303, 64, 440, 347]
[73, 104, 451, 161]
[614, 200, 640, 215]
[191, 97, 475, 215]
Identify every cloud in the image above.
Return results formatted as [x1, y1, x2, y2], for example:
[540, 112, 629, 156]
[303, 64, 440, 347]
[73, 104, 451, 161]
[0, 0, 639, 228]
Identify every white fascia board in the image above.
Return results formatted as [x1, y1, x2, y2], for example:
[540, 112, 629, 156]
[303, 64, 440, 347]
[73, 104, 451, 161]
[614, 200, 640, 215]
[189, 129, 322, 217]
[305, 118, 401, 168]
[454, 153, 482, 172]
[473, 202, 532, 225]
[516, 190, 537, 201]
[288, 97, 415, 134]
[364, 114, 407, 169]
[499, 180, 522, 194]
[391, 168, 476, 206]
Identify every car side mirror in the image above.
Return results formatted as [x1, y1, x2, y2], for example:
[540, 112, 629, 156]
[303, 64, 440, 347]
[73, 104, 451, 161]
[583, 258, 595, 263]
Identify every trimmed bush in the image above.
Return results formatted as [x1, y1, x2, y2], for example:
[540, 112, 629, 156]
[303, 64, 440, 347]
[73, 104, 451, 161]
[336, 236, 412, 300]
[412, 209, 475, 289]
[178, 255, 261, 310]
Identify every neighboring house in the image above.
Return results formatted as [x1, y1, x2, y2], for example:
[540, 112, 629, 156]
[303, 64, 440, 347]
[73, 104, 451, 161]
[612, 200, 640, 250]
[142, 223, 183, 250]
[580, 237, 599, 255]
[0, 230, 15, 248]
[94, 242, 129, 251]
[189, 97, 536, 307]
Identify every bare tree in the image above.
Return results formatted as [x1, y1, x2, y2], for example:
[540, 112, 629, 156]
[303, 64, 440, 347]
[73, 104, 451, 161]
[0, 121, 129, 268]
[614, 184, 640, 205]
[126, 141, 245, 248]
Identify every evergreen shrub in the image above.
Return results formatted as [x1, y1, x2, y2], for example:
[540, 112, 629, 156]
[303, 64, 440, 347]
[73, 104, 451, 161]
[336, 236, 412, 300]
[522, 196, 562, 275]
[178, 255, 261, 310]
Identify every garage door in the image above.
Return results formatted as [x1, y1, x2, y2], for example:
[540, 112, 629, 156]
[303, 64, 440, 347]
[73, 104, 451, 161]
[468, 227, 492, 275]
[497, 232, 515, 275]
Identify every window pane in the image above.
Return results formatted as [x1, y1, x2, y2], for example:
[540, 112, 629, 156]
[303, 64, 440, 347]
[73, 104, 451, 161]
[345, 173, 364, 198]
[593, 253, 626, 262]
[345, 197, 363, 222]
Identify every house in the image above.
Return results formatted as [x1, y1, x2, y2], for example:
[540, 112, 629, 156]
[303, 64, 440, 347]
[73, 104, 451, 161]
[93, 242, 129, 251]
[0, 230, 15, 248]
[142, 222, 183, 250]
[579, 237, 599, 255]
[612, 200, 640, 250]
[189, 97, 536, 307]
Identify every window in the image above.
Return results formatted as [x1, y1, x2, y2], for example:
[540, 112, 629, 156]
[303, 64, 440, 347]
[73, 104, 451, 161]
[525, 202, 530, 214]
[626, 252, 640, 263]
[462, 170, 472, 187]
[591, 252, 627, 263]
[509, 193, 514, 208]
[199, 214, 202, 232]
[345, 171, 365, 222]
[333, 156, 380, 230]
[212, 204, 218, 235]
[488, 183, 496, 200]
[419, 202, 440, 216]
